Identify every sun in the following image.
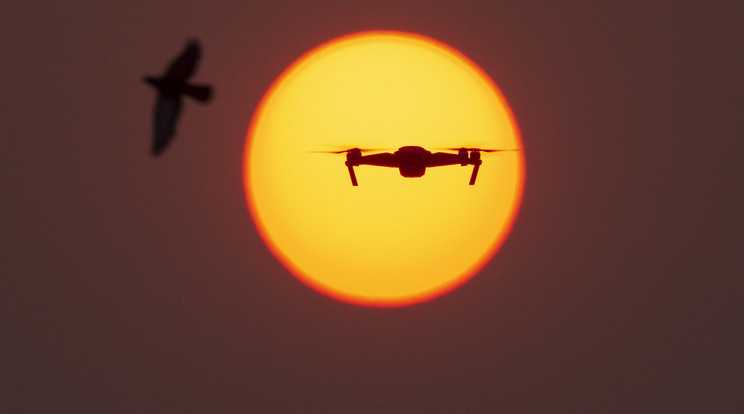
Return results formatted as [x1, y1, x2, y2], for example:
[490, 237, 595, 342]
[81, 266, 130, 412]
[244, 31, 524, 307]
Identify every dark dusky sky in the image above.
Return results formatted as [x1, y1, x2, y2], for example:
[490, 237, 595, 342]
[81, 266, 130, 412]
[2, 1, 742, 412]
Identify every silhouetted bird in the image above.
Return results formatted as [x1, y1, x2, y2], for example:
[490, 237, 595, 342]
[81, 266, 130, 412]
[144, 40, 213, 156]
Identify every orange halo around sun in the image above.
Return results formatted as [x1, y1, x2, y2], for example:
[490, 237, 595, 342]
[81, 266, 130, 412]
[244, 31, 524, 307]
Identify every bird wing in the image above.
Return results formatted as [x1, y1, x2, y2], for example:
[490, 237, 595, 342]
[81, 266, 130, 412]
[164, 40, 200, 82]
[152, 95, 182, 155]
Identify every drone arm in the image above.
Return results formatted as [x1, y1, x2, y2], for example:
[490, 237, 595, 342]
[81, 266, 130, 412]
[356, 152, 398, 168]
[427, 152, 465, 167]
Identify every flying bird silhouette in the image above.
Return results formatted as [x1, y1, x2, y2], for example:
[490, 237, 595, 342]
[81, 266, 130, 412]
[144, 40, 213, 156]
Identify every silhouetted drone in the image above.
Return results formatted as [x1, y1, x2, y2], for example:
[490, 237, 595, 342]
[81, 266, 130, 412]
[315, 146, 519, 186]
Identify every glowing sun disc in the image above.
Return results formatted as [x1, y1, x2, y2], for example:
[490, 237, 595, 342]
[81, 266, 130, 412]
[244, 31, 524, 307]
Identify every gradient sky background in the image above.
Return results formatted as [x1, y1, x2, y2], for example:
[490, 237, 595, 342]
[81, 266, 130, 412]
[2, 1, 742, 412]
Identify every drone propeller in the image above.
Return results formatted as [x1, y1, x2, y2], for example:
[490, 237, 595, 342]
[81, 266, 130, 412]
[477, 148, 520, 153]
[308, 147, 388, 154]
[436, 147, 520, 153]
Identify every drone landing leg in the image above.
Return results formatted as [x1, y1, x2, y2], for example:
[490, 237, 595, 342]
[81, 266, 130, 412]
[469, 163, 481, 185]
[347, 164, 358, 186]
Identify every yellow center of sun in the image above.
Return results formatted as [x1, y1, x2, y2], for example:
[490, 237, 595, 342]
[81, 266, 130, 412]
[244, 31, 524, 307]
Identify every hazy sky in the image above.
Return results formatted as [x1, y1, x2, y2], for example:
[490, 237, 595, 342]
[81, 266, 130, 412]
[2, 1, 742, 412]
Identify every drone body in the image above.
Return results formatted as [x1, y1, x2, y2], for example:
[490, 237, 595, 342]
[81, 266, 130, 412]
[329, 146, 517, 186]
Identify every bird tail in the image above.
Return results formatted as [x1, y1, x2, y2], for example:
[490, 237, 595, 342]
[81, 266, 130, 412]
[183, 84, 213, 103]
